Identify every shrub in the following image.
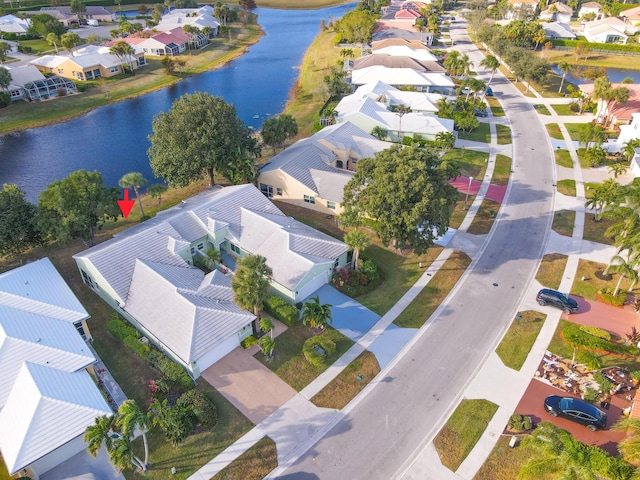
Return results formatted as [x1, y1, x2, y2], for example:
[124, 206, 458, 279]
[593, 372, 614, 394]
[264, 294, 299, 327]
[17, 45, 32, 53]
[577, 350, 603, 370]
[563, 323, 638, 355]
[241, 335, 258, 348]
[579, 325, 611, 341]
[631, 370, 640, 384]
[56, 87, 67, 97]
[107, 316, 140, 342]
[0, 92, 10, 108]
[508, 414, 532, 432]
[569, 102, 580, 112]
[550, 38, 640, 53]
[597, 288, 627, 307]
[583, 387, 600, 403]
[362, 258, 379, 281]
[123, 335, 150, 359]
[155, 355, 193, 390]
[146, 350, 164, 368]
[177, 389, 217, 426]
[302, 335, 336, 367]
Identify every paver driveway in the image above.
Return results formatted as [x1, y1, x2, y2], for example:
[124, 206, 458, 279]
[201, 348, 296, 425]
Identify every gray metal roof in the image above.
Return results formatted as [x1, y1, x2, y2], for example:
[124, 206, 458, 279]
[0, 362, 111, 475]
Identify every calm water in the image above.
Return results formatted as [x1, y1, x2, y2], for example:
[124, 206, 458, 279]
[552, 65, 640, 86]
[0, 5, 354, 201]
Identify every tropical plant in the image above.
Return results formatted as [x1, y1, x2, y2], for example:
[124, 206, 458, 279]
[371, 125, 388, 140]
[150, 398, 193, 447]
[118, 172, 147, 217]
[259, 335, 275, 358]
[609, 162, 628, 179]
[301, 295, 333, 330]
[623, 139, 640, 164]
[84, 414, 116, 458]
[231, 254, 273, 317]
[558, 61, 571, 93]
[584, 145, 607, 167]
[585, 179, 620, 222]
[61, 32, 81, 56]
[480, 55, 500, 84]
[109, 41, 136, 75]
[260, 316, 274, 339]
[344, 229, 370, 270]
[116, 399, 152, 470]
[611, 253, 639, 296]
[46, 32, 60, 53]
[614, 417, 640, 467]
[0, 184, 40, 260]
[147, 183, 168, 211]
[206, 247, 222, 269]
[434, 131, 456, 153]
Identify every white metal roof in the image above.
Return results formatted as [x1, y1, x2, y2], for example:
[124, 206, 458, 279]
[5, 65, 45, 90]
[155, 5, 220, 32]
[352, 66, 454, 88]
[0, 362, 111, 475]
[372, 45, 438, 62]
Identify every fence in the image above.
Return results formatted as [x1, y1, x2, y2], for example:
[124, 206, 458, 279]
[550, 45, 640, 56]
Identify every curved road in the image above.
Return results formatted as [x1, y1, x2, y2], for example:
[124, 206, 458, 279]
[276, 19, 556, 480]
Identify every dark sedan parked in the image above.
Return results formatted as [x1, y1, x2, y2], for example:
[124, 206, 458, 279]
[536, 288, 578, 314]
[544, 395, 607, 431]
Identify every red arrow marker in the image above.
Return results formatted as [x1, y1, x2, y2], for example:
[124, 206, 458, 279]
[117, 189, 136, 219]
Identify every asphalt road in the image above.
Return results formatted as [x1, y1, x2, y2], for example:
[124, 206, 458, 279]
[274, 19, 557, 480]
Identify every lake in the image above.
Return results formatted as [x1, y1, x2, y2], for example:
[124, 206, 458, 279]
[0, 4, 354, 201]
[551, 65, 640, 86]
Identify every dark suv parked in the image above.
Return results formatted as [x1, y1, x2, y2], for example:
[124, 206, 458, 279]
[544, 395, 607, 431]
[536, 288, 578, 314]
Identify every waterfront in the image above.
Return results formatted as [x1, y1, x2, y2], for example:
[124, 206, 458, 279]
[0, 4, 353, 201]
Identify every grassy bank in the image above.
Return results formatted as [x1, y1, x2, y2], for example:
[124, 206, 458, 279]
[0, 23, 262, 134]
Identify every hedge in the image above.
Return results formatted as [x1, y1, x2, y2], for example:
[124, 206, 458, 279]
[177, 389, 217, 426]
[264, 294, 299, 327]
[302, 335, 336, 367]
[550, 39, 640, 54]
[579, 325, 611, 341]
[155, 354, 193, 390]
[107, 316, 140, 342]
[597, 288, 627, 307]
[123, 335, 150, 359]
[562, 323, 638, 355]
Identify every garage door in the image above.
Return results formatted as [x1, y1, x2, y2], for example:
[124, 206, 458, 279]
[296, 269, 330, 302]
[196, 333, 242, 373]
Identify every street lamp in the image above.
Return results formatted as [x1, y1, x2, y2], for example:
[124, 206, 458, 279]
[395, 110, 406, 143]
[464, 175, 473, 210]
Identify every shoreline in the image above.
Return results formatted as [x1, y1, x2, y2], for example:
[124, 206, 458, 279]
[0, 25, 264, 136]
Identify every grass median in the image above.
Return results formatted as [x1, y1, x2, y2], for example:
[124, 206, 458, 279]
[555, 149, 573, 168]
[459, 122, 491, 143]
[467, 199, 500, 235]
[496, 311, 547, 371]
[583, 214, 615, 245]
[493, 154, 511, 185]
[535, 253, 568, 290]
[496, 124, 512, 145]
[212, 436, 277, 480]
[557, 179, 576, 196]
[552, 209, 575, 237]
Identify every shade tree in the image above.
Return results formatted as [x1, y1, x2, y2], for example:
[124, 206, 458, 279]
[0, 184, 40, 260]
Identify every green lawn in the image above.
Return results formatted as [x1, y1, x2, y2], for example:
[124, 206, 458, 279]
[492, 154, 511, 186]
[565, 123, 587, 141]
[18, 38, 55, 55]
[311, 350, 381, 409]
[467, 199, 500, 235]
[458, 122, 491, 143]
[212, 436, 277, 480]
[434, 399, 499, 471]
[474, 436, 550, 480]
[571, 258, 638, 300]
[552, 209, 575, 237]
[486, 96, 504, 116]
[496, 311, 546, 371]
[393, 251, 472, 328]
[551, 103, 579, 116]
[255, 325, 354, 391]
[583, 213, 615, 245]
[449, 192, 472, 230]
[496, 124, 512, 145]
[534, 104, 551, 115]
[554, 149, 573, 168]
[556, 179, 576, 196]
[546, 123, 564, 140]
[443, 148, 490, 180]
[535, 253, 568, 290]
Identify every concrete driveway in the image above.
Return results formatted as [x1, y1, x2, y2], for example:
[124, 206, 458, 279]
[314, 284, 381, 342]
[201, 347, 296, 425]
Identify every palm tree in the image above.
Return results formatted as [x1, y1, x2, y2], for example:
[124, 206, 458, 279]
[578, 122, 606, 150]
[435, 131, 456, 154]
[260, 316, 274, 339]
[116, 399, 152, 470]
[344, 230, 370, 270]
[558, 61, 571, 93]
[84, 414, 116, 458]
[301, 295, 333, 330]
[585, 145, 607, 167]
[609, 161, 628, 179]
[480, 55, 500, 85]
[206, 247, 222, 269]
[585, 178, 620, 222]
[371, 126, 387, 140]
[613, 417, 640, 467]
[46, 33, 60, 54]
[258, 335, 275, 358]
[118, 172, 147, 217]
[231, 254, 273, 318]
[611, 253, 639, 296]
[623, 139, 640, 164]
[147, 183, 168, 212]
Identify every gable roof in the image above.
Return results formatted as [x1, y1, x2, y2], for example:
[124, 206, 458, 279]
[371, 38, 432, 50]
[351, 66, 454, 89]
[341, 80, 446, 114]
[579, 83, 640, 121]
[541, 21, 576, 39]
[354, 53, 445, 73]
[621, 5, 640, 20]
[372, 45, 438, 62]
[125, 261, 254, 365]
[5, 65, 46, 91]
[585, 15, 628, 32]
[155, 5, 220, 32]
[0, 14, 30, 33]
[581, 2, 602, 8]
[0, 362, 111, 475]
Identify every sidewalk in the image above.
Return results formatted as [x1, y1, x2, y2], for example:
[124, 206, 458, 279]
[188, 102, 510, 480]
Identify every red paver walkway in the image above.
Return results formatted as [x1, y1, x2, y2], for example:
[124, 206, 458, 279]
[565, 295, 640, 339]
[448, 178, 507, 204]
[515, 378, 627, 455]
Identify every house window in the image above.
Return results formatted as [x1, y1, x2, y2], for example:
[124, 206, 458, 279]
[260, 183, 274, 198]
[75, 322, 87, 339]
[276, 187, 282, 196]
[334, 257, 340, 268]
[138, 56, 146, 66]
[57, 68, 64, 74]
[230, 243, 240, 255]
[81, 270, 95, 289]
[110, 66, 119, 73]
[304, 195, 315, 204]
[190, 247, 195, 255]
[197, 243, 204, 250]
[327, 201, 336, 210]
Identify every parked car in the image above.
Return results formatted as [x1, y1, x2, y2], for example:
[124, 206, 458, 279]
[474, 108, 488, 117]
[485, 87, 494, 97]
[536, 288, 578, 314]
[544, 395, 607, 431]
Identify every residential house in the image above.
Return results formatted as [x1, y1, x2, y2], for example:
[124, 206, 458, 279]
[579, 83, 640, 127]
[5, 64, 76, 101]
[155, 5, 220, 37]
[505, 0, 539, 19]
[117, 28, 191, 56]
[33, 6, 116, 25]
[371, 44, 439, 63]
[351, 65, 455, 94]
[618, 112, 640, 148]
[353, 53, 446, 74]
[73, 184, 348, 378]
[539, 2, 574, 23]
[541, 21, 576, 39]
[336, 81, 454, 141]
[258, 122, 393, 214]
[0, 14, 30, 35]
[371, 38, 432, 50]
[621, 5, 640, 27]
[0, 258, 111, 480]
[578, 1, 602, 19]
[30, 45, 146, 81]
[583, 16, 629, 43]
